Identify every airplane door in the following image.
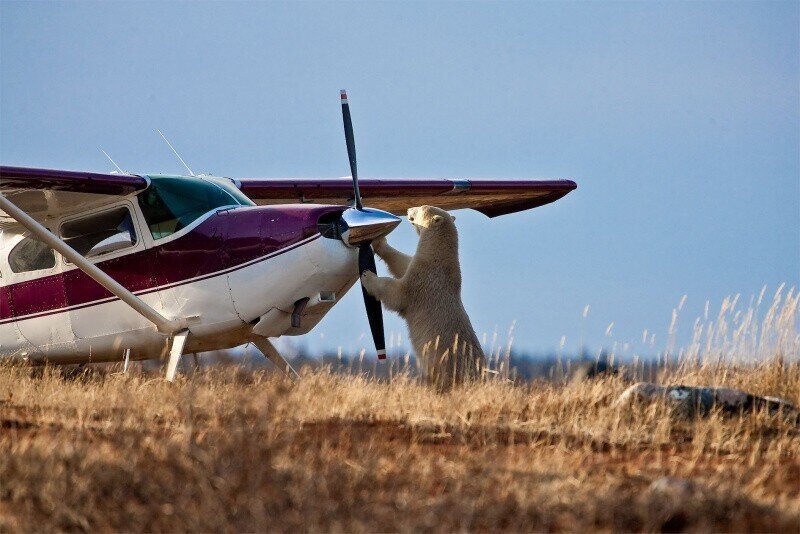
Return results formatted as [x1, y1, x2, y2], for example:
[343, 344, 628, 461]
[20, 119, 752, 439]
[4, 233, 74, 354]
[11, 273, 75, 352]
[62, 203, 156, 340]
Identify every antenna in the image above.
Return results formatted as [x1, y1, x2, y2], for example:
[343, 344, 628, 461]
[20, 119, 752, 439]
[157, 129, 195, 176]
[99, 148, 127, 174]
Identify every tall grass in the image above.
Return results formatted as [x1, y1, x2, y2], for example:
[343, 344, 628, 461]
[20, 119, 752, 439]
[0, 287, 797, 531]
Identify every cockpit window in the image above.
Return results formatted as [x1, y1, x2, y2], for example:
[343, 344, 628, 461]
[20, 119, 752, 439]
[9, 235, 56, 273]
[137, 176, 254, 240]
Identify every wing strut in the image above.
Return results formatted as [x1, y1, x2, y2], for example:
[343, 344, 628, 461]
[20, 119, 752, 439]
[0, 193, 186, 335]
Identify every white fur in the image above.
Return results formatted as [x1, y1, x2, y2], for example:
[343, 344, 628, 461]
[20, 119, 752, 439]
[361, 206, 485, 390]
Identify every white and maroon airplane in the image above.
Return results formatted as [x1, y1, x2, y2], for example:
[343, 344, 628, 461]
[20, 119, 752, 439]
[0, 92, 576, 380]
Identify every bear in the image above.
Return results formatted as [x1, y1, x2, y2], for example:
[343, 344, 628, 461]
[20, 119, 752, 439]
[360, 205, 486, 390]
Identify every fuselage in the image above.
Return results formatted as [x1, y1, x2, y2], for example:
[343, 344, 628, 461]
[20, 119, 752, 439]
[0, 175, 358, 364]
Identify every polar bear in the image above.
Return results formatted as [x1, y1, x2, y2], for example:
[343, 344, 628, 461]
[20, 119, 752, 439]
[361, 205, 486, 390]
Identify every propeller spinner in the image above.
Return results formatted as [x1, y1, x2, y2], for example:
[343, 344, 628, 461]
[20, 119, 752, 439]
[339, 90, 399, 360]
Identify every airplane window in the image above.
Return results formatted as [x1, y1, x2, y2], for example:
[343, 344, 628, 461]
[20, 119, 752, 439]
[137, 176, 254, 240]
[8, 235, 56, 273]
[60, 207, 138, 260]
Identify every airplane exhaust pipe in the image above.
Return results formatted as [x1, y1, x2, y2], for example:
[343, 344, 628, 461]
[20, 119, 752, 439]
[291, 297, 310, 328]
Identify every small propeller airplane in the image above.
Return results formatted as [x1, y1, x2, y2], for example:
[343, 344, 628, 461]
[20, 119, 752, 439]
[0, 91, 576, 380]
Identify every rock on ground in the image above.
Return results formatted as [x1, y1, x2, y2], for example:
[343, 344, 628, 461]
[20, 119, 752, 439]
[615, 382, 798, 418]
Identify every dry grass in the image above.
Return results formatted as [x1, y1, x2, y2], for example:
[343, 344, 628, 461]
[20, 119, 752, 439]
[0, 287, 798, 532]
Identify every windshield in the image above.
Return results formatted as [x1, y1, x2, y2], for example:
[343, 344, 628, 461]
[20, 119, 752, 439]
[137, 176, 254, 239]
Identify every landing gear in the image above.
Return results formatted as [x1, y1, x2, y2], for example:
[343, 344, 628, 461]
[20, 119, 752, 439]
[251, 337, 299, 378]
[165, 329, 190, 382]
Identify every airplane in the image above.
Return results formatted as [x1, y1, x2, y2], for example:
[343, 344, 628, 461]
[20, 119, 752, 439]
[0, 91, 577, 380]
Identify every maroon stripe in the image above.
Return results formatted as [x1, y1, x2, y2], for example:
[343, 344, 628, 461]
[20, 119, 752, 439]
[1, 204, 344, 322]
[0, 235, 320, 325]
[0, 288, 11, 319]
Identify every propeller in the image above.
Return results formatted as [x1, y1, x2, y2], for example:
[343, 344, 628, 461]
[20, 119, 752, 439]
[340, 89, 387, 360]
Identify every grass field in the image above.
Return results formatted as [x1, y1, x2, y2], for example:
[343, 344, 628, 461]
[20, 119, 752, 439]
[0, 289, 798, 532]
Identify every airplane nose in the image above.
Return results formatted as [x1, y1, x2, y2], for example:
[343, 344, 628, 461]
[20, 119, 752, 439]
[340, 207, 401, 247]
[320, 207, 401, 247]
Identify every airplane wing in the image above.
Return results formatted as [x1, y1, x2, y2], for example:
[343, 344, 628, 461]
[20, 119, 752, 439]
[0, 166, 148, 227]
[1, 166, 577, 222]
[238, 178, 577, 218]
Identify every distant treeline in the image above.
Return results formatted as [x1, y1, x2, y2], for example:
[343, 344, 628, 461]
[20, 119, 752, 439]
[197, 345, 669, 383]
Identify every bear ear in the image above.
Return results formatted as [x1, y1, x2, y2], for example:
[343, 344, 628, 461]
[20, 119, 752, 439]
[451, 214, 456, 222]
[432, 214, 443, 224]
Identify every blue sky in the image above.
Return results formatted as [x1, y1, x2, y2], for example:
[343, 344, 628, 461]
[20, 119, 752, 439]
[1, 1, 797, 357]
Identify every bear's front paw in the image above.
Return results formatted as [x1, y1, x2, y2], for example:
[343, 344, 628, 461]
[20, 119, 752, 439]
[372, 237, 388, 255]
[360, 270, 380, 296]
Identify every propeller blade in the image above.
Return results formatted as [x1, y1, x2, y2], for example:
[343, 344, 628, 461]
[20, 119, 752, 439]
[341, 90, 385, 359]
[359, 243, 386, 359]
[340, 89, 363, 210]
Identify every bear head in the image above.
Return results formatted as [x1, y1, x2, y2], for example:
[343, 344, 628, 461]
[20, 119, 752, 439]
[407, 205, 456, 237]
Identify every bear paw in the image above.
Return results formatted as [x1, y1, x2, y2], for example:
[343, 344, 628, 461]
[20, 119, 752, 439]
[361, 270, 379, 295]
[372, 237, 388, 255]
